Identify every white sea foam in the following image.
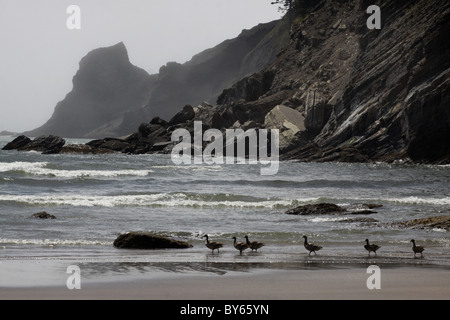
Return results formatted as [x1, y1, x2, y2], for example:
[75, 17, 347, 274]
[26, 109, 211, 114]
[309, 217, 346, 223]
[0, 161, 48, 172]
[385, 196, 450, 206]
[0, 193, 296, 208]
[152, 165, 223, 171]
[432, 228, 447, 233]
[0, 161, 152, 178]
[0, 238, 110, 246]
[31, 168, 153, 178]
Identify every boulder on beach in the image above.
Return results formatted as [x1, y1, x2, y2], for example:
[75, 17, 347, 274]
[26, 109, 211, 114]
[31, 211, 57, 219]
[113, 232, 193, 249]
[264, 105, 306, 153]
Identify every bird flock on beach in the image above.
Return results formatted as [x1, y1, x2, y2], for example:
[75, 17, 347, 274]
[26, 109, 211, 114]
[202, 234, 425, 258]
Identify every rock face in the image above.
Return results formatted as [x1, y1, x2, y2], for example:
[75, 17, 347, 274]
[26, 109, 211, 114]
[10, 0, 450, 163]
[264, 105, 306, 152]
[26, 19, 288, 139]
[113, 232, 193, 249]
[143, 20, 288, 122]
[26, 42, 153, 139]
[217, 0, 450, 164]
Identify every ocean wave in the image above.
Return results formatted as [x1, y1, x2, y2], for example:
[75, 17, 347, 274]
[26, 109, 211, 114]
[0, 161, 152, 178]
[385, 196, 450, 206]
[0, 161, 48, 172]
[0, 238, 110, 246]
[151, 165, 223, 171]
[0, 192, 300, 209]
[308, 217, 347, 223]
[334, 196, 450, 206]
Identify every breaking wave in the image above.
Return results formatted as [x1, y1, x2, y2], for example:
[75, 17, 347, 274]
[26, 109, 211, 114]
[384, 196, 450, 206]
[0, 192, 301, 209]
[1, 191, 448, 208]
[0, 161, 152, 178]
[0, 238, 110, 246]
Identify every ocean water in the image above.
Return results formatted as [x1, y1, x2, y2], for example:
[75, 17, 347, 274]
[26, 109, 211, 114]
[0, 136, 449, 286]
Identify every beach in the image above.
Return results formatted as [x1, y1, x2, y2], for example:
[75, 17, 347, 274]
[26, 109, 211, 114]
[1, 138, 449, 302]
[1, 260, 449, 300]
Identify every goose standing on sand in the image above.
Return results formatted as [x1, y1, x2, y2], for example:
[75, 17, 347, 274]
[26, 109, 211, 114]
[364, 239, 381, 257]
[232, 237, 249, 255]
[302, 235, 323, 255]
[411, 239, 425, 257]
[202, 234, 223, 254]
[244, 235, 265, 252]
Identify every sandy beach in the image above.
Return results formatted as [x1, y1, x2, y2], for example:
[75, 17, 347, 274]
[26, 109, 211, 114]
[1, 264, 449, 300]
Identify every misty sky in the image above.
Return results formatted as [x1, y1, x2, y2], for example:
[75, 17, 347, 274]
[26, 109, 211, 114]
[0, 0, 282, 133]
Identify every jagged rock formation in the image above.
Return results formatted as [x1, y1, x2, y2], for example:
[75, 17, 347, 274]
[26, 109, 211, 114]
[9, 0, 450, 164]
[2, 135, 32, 150]
[216, 0, 450, 164]
[284, 1, 450, 163]
[3, 135, 65, 154]
[25, 19, 288, 139]
[143, 19, 289, 121]
[26, 42, 153, 139]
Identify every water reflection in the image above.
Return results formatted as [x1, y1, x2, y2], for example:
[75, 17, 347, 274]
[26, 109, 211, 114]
[74, 258, 450, 282]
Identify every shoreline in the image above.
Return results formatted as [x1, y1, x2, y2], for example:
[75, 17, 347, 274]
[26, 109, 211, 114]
[1, 261, 449, 300]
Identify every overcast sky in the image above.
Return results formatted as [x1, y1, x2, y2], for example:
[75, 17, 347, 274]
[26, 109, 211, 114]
[0, 0, 282, 133]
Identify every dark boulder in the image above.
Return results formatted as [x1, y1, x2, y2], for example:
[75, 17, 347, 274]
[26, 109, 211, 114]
[285, 203, 347, 215]
[2, 135, 32, 150]
[137, 122, 171, 142]
[149, 117, 169, 126]
[151, 141, 174, 152]
[19, 135, 66, 154]
[86, 138, 130, 152]
[169, 105, 195, 125]
[285, 203, 380, 215]
[31, 211, 56, 219]
[113, 232, 193, 249]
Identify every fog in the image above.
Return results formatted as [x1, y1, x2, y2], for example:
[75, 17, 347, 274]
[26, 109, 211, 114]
[0, 0, 282, 133]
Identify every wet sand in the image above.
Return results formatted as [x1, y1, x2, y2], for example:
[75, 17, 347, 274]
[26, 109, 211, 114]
[1, 265, 449, 300]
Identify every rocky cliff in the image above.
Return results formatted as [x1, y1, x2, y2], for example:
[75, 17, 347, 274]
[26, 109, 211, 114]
[216, 0, 450, 164]
[26, 19, 288, 139]
[13, 0, 450, 164]
[143, 19, 289, 122]
[25, 42, 154, 139]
